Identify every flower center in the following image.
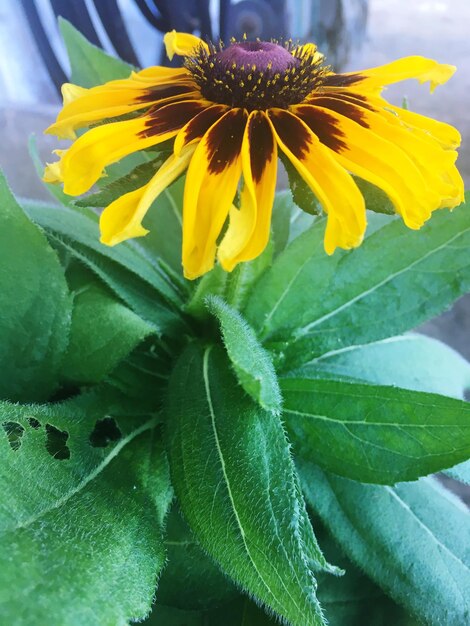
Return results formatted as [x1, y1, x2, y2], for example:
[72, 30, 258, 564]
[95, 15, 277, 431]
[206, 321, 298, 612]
[186, 40, 328, 111]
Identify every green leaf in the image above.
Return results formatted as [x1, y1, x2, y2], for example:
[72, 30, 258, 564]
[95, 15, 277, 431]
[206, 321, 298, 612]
[165, 343, 327, 626]
[51, 235, 185, 336]
[244, 200, 470, 371]
[61, 274, 154, 384]
[144, 597, 279, 625]
[23, 200, 183, 307]
[299, 462, 470, 626]
[0, 391, 172, 625]
[353, 177, 395, 215]
[157, 506, 238, 610]
[0, 173, 72, 402]
[298, 333, 470, 400]
[224, 242, 274, 310]
[282, 377, 470, 484]
[280, 153, 321, 216]
[271, 190, 294, 255]
[185, 265, 228, 320]
[206, 296, 282, 413]
[59, 17, 134, 87]
[315, 528, 418, 626]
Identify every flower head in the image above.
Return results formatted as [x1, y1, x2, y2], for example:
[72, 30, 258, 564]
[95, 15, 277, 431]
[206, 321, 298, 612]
[45, 31, 463, 279]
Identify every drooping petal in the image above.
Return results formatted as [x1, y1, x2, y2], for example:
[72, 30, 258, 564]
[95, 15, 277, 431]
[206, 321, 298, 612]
[267, 109, 366, 255]
[46, 74, 198, 140]
[100, 144, 196, 246]
[295, 99, 463, 226]
[182, 108, 247, 279]
[60, 100, 208, 196]
[164, 30, 209, 60]
[324, 56, 456, 93]
[218, 111, 277, 271]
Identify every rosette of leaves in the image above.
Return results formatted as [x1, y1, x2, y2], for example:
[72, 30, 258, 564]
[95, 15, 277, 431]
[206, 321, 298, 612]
[1, 21, 469, 626]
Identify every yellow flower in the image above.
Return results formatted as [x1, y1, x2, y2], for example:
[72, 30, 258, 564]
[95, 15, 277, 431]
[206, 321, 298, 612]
[45, 30, 464, 279]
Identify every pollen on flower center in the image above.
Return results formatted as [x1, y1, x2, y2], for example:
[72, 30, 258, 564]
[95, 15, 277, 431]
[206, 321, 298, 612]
[185, 39, 328, 111]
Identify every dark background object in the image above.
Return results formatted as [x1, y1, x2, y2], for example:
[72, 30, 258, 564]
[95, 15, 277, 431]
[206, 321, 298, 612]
[19, 0, 369, 97]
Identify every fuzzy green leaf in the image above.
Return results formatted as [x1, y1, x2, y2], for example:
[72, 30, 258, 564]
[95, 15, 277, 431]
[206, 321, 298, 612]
[283, 377, 470, 484]
[299, 463, 470, 626]
[59, 18, 134, 87]
[244, 200, 470, 371]
[165, 343, 328, 626]
[23, 200, 182, 307]
[206, 296, 282, 413]
[0, 173, 72, 402]
[297, 333, 470, 400]
[445, 460, 470, 485]
[0, 390, 172, 625]
[61, 276, 154, 384]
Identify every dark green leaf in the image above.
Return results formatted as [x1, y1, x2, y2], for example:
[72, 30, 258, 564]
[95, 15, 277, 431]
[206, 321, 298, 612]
[283, 377, 470, 484]
[206, 296, 282, 413]
[23, 200, 183, 307]
[280, 153, 321, 216]
[0, 391, 172, 625]
[353, 177, 395, 215]
[0, 173, 72, 402]
[59, 17, 134, 87]
[244, 200, 470, 371]
[299, 462, 470, 626]
[157, 507, 238, 610]
[61, 277, 153, 384]
[297, 333, 470, 400]
[165, 343, 327, 626]
[144, 597, 278, 625]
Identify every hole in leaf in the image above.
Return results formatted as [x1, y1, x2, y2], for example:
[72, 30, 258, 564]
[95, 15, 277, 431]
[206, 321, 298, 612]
[89, 417, 122, 448]
[28, 417, 41, 429]
[2, 421, 25, 451]
[45, 424, 71, 460]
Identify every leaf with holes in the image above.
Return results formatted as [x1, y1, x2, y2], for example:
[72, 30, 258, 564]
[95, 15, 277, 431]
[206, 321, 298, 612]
[0, 173, 72, 402]
[0, 389, 172, 626]
[165, 342, 329, 626]
[59, 17, 134, 88]
[206, 296, 282, 413]
[61, 270, 154, 385]
[244, 199, 470, 371]
[282, 377, 470, 484]
[299, 462, 470, 626]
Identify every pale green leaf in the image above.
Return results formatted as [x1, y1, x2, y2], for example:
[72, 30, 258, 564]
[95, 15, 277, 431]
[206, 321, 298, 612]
[206, 296, 282, 413]
[299, 462, 470, 626]
[445, 460, 470, 485]
[165, 343, 327, 626]
[297, 333, 470, 400]
[0, 173, 72, 402]
[283, 377, 470, 484]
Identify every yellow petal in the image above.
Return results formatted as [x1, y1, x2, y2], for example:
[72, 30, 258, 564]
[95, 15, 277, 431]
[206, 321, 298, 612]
[218, 111, 277, 271]
[100, 144, 196, 246]
[61, 83, 88, 106]
[46, 74, 197, 140]
[268, 109, 366, 255]
[182, 109, 247, 279]
[164, 30, 208, 60]
[328, 57, 456, 94]
[61, 100, 206, 196]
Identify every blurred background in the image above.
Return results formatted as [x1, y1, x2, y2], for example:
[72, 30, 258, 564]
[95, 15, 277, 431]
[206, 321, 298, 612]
[0, 0, 469, 366]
